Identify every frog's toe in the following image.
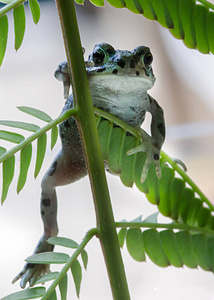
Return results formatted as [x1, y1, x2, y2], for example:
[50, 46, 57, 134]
[12, 263, 50, 289]
[127, 144, 146, 155]
[172, 158, 187, 172]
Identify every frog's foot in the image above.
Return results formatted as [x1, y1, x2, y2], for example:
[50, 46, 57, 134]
[127, 143, 161, 183]
[12, 234, 54, 288]
[12, 263, 50, 289]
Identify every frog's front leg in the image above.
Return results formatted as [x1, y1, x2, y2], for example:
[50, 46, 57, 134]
[128, 95, 165, 183]
[12, 144, 86, 288]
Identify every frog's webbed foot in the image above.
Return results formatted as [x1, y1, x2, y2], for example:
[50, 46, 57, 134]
[127, 128, 161, 183]
[12, 234, 53, 289]
[12, 263, 50, 289]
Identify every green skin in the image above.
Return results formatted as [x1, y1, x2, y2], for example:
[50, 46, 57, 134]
[12, 43, 165, 288]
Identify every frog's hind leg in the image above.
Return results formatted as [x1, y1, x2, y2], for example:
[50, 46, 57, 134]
[40, 149, 86, 242]
[12, 148, 87, 288]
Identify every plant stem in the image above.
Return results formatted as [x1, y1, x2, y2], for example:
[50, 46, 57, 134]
[41, 228, 98, 300]
[116, 222, 214, 235]
[55, 0, 131, 299]
[0, 0, 27, 17]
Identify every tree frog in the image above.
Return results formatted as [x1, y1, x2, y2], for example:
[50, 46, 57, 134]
[12, 43, 165, 288]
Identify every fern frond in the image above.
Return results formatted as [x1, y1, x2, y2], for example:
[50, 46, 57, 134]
[118, 225, 214, 272]
[0, 107, 76, 203]
[0, 0, 40, 65]
[88, 0, 214, 54]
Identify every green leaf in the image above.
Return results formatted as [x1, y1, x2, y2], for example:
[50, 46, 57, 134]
[81, 249, 88, 269]
[48, 236, 79, 248]
[0, 15, 8, 66]
[0, 120, 40, 132]
[35, 272, 59, 284]
[18, 106, 52, 122]
[1, 155, 15, 204]
[0, 130, 24, 143]
[17, 143, 32, 193]
[126, 228, 145, 262]
[70, 259, 82, 298]
[180, 0, 197, 49]
[194, 4, 209, 53]
[59, 274, 68, 300]
[26, 252, 69, 264]
[159, 230, 183, 267]
[1, 287, 46, 300]
[142, 229, 170, 267]
[51, 126, 58, 149]
[118, 228, 127, 248]
[34, 133, 47, 178]
[175, 231, 197, 268]
[13, 4, 26, 51]
[192, 234, 211, 271]
[29, 0, 40, 24]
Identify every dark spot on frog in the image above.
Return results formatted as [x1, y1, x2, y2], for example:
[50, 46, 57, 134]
[48, 161, 58, 176]
[154, 154, 159, 160]
[64, 120, 70, 128]
[130, 59, 136, 68]
[129, 106, 137, 112]
[117, 59, 126, 68]
[136, 71, 140, 76]
[158, 123, 165, 137]
[61, 133, 65, 139]
[97, 67, 106, 73]
[42, 198, 51, 207]
[112, 69, 118, 75]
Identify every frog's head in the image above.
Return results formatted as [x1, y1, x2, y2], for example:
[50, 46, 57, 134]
[86, 43, 155, 92]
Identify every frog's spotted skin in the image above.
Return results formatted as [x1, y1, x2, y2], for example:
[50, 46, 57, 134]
[13, 43, 165, 288]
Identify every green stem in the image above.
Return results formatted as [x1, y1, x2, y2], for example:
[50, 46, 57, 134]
[197, 0, 214, 10]
[0, 108, 76, 163]
[55, 1, 130, 299]
[41, 228, 98, 300]
[116, 222, 214, 235]
[0, 0, 27, 17]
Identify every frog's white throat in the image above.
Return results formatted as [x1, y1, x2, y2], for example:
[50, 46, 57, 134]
[89, 74, 154, 97]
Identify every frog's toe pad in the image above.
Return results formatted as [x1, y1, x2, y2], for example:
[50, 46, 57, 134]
[12, 263, 50, 289]
[140, 154, 161, 183]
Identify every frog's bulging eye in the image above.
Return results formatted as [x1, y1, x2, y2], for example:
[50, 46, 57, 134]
[144, 53, 153, 67]
[92, 48, 106, 64]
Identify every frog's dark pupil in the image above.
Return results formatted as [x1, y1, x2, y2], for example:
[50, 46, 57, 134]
[144, 53, 153, 66]
[93, 49, 105, 64]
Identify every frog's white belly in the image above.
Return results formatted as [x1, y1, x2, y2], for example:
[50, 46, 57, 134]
[89, 75, 151, 126]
